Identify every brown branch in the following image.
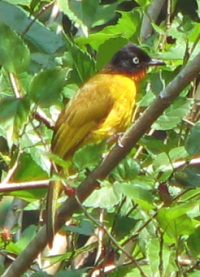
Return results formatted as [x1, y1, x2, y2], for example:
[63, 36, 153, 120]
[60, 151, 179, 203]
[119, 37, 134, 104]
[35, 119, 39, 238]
[33, 108, 55, 130]
[3, 51, 200, 277]
[140, 0, 166, 42]
[0, 180, 49, 192]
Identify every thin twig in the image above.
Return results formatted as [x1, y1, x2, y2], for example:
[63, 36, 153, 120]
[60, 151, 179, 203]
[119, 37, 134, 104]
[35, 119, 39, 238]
[158, 228, 164, 277]
[21, 1, 55, 36]
[33, 107, 55, 130]
[0, 180, 49, 192]
[9, 73, 22, 98]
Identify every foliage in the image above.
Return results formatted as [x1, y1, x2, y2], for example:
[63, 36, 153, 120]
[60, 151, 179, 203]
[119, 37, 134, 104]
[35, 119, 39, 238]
[0, 0, 199, 276]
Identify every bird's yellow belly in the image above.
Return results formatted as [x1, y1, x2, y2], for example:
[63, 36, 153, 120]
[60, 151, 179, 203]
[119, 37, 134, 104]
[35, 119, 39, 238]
[89, 74, 137, 141]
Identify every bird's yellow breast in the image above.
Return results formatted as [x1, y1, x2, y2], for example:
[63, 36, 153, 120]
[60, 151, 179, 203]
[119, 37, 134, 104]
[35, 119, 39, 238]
[88, 73, 137, 142]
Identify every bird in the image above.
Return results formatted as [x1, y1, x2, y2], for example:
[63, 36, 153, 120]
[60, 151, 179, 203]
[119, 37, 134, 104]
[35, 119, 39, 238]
[46, 43, 165, 246]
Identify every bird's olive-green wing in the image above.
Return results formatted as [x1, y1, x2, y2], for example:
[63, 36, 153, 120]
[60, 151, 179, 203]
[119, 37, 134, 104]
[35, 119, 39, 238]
[52, 75, 114, 159]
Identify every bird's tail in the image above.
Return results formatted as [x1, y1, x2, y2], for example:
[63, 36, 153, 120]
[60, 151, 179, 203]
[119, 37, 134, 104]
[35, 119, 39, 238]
[46, 180, 62, 247]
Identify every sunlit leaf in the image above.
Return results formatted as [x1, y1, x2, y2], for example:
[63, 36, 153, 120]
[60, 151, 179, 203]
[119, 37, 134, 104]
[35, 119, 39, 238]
[153, 97, 193, 130]
[157, 204, 197, 237]
[12, 152, 48, 182]
[76, 11, 141, 50]
[84, 184, 121, 211]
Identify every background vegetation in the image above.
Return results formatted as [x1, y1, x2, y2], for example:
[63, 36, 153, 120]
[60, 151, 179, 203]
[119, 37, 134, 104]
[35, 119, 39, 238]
[0, 0, 200, 276]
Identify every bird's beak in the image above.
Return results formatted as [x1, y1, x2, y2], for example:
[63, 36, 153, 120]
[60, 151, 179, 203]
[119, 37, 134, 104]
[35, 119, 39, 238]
[148, 59, 165, 66]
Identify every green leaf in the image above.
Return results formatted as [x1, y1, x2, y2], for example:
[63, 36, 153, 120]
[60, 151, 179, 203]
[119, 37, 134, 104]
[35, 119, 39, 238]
[169, 146, 188, 162]
[0, 97, 30, 146]
[153, 152, 172, 172]
[20, 124, 52, 173]
[73, 142, 106, 170]
[12, 153, 48, 182]
[29, 271, 49, 277]
[58, 0, 118, 29]
[140, 135, 168, 155]
[153, 146, 188, 180]
[0, 1, 65, 54]
[111, 158, 140, 181]
[135, 0, 149, 7]
[30, 52, 62, 73]
[113, 216, 137, 239]
[4, 0, 32, 5]
[29, 68, 67, 107]
[147, 238, 161, 274]
[174, 167, 200, 188]
[187, 272, 200, 277]
[150, 72, 166, 95]
[161, 46, 186, 61]
[55, 268, 88, 277]
[108, 265, 140, 277]
[62, 83, 79, 99]
[0, 68, 13, 97]
[9, 188, 47, 202]
[76, 11, 141, 50]
[44, 252, 72, 268]
[157, 204, 197, 238]
[188, 227, 200, 256]
[153, 97, 193, 130]
[84, 184, 121, 211]
[6, 225, 37, 254]
[15, 225, 37, 250]
[186, 122, 200, 155]
[188, 22, 200, 42]
[151, 23, 166, 35]
[138, 91, 156, 107]
[65, 41, 96, 84]
[147, 238, 176, 276]
[0, 22, 30, 73]
[96, 37, 128, 70]
[65, 219, 94, 236]
[119, 183, 154, 210]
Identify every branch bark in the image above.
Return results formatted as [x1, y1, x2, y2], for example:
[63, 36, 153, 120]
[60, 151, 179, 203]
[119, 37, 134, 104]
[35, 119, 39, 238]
[0, 180, 49, 192]
[140, 0, 166, 42]
[3, 52, 200, 277]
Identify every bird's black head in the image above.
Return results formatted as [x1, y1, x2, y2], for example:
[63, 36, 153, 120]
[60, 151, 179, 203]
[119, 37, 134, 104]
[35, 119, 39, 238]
[105, 44, 164, 75]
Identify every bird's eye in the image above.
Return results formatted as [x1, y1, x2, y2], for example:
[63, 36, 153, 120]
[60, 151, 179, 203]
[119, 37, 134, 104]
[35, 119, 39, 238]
[132, 56, 140, 64]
